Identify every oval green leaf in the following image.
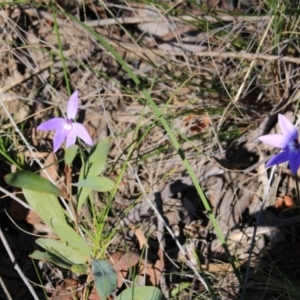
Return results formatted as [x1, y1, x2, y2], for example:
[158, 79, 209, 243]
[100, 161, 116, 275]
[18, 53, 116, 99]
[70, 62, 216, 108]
[64, 145, 78, 165]
[30, 250, 73, 269]
[77, 139, 111, 210]
[81, 139, 111, 178]
[71, 264, 88, 274]
[36, 238, 86, 265]
[116, 287, 165, 300]
[51, 218, 90, 258]
[22, 189, 66, 231]
[73, 177, 114, 192]
[5, 170, 61, 195]
[92, 259, 117, 300]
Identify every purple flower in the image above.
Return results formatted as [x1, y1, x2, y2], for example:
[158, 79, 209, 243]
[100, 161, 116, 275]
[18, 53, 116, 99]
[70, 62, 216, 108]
[259, 113, 300, 175]
[37, 90, 93, 152]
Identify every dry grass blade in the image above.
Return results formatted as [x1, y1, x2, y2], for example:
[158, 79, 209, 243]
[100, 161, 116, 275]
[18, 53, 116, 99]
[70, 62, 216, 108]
[0, 276, 13, 300]
[0, 228, 39, 300]
[104, 38, 300, 64]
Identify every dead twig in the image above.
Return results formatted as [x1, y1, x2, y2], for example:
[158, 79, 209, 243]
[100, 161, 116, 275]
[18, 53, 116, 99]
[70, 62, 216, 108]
[107, 39, 300, 64]
[0, 276, 13, 300]
[25, 8, 270, 26]
[155, 192, 168, 299]
[0, 228, 40, 300]
[232, 15, 274, 103]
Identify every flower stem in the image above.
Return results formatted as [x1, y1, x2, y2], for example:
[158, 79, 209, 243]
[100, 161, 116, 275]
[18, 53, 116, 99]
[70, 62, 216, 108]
[295, 175, 300, 214]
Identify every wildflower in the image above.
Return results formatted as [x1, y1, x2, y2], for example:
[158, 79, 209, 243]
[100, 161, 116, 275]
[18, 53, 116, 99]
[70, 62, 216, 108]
[38, 90, 93, 152]
[259, 113, 300, 175]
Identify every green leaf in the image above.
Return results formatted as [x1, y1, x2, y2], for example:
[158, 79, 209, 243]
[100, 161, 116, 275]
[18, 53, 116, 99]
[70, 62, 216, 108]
[36, 238, 86, 265]
[51, 218, 91, 258]
[73, 177, 115, 192]
[82, 139, 111, 177]
[77, 139, 111, 210]
[30, 250, 73, 269]
[5, 170, 61, 195]
[92, 259, 117, 300]
[116, 287, 165, 300]
[71, 264, 88, 274]
[171, 282, 191, 297]
[77, 188, 92, 211]
[22, 189, 66, 232]
[43, 246, 76, 265]
[64, 145, 78, 165]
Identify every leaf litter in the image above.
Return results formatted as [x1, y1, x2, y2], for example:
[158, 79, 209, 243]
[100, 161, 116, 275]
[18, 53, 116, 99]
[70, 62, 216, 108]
[0, 0, 300, 299]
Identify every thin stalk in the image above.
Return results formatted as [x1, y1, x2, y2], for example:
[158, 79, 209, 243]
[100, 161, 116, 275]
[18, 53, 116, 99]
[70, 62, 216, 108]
[51, 1, 71, 95]
[295, 176, 300, 214]
[0, 229, 40, 300]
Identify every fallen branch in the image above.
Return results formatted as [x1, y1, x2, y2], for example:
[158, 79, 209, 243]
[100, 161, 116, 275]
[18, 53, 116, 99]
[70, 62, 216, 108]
[108, 39, 300, 64]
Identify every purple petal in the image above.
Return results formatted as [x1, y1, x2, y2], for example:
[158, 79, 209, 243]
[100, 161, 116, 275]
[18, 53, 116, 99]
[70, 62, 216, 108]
[278, 114, 298, 141]
[67, 91, 79, 120]
[265, 151, 290, 168]
[72, 123, 93, 146]
[289, 151, 300, 175]
[65, 128, 77, 148]
[258, 134, 290, 149]
[53, 128, 68, 152]
[37, 118, 65, 131]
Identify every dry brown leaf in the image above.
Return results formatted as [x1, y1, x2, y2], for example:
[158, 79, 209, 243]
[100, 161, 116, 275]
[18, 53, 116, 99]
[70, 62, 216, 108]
[152, 247, 164, 285]
[50, 279, 101, 300]
[110, 252, 125, 288]
[182, 114, 210, 134]
[110, 252, 140, 288]
[139, 259, 162, 286]
[113, 252, 140, 273]
[39, 152, 58, 183]
[50, 279, 80, 300]
[133, 227, 148, 249]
